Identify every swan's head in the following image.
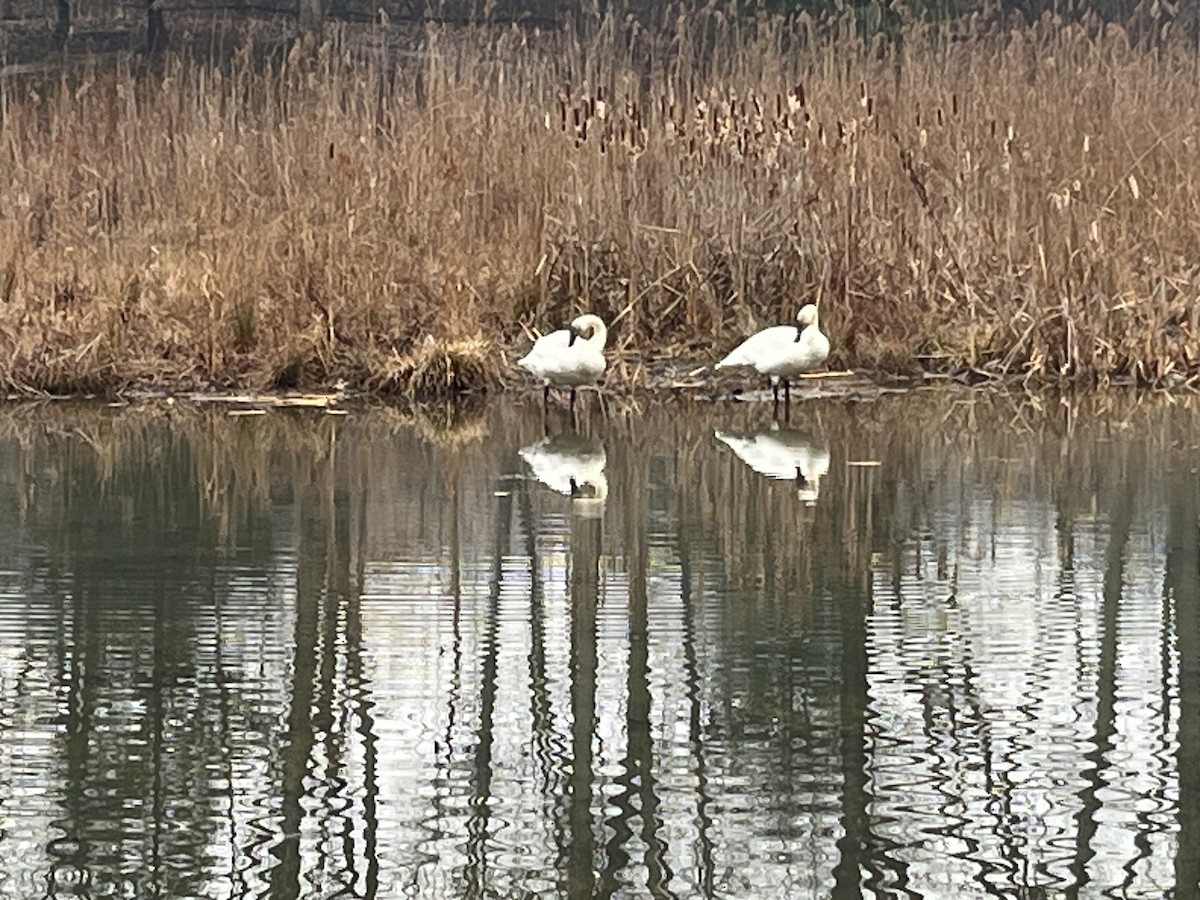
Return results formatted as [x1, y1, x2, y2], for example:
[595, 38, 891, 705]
[570, 475, 608, 518]
[796, 467, 821, 506]
[796, 304, 820, 327]
[571, 314, 608, 346]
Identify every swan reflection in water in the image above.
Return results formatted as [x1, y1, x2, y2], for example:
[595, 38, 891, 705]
[715, 426, 831, 506]
[518, 431, 608, 518]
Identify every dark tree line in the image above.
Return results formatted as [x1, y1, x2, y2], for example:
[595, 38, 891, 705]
[45, 0, 166, 50]
[18, 0, 1195, 56]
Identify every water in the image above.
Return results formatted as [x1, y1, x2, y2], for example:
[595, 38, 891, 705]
[0, 391, 1197, 899]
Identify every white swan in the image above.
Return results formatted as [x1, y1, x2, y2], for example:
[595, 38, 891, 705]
[518, 314, 608, 411]
[715, 427, 831, 505]
[518, 432, 608, 517]
[715, 304, 830, 406]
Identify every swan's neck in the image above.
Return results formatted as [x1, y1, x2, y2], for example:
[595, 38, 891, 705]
[794, 311, 819, 342]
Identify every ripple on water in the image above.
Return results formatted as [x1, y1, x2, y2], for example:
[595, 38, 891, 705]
[863, 485, 1182, 898]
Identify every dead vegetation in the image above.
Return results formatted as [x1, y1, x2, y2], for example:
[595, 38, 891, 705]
[1, 10, 1199, 397]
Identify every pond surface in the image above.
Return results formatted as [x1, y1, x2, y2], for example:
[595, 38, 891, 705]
[0, 391, 1198, 899]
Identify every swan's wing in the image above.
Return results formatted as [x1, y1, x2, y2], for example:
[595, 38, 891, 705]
[751, 327, 831, 376]
[716, 429, 829, 481]
[755, 432, 832, 477]
[714, 430, 755, 460]
[518, 327, 606, 384]
[518, 445, 575, 494]
[715, 325, 798, 369]
[518, 328, 573, 370]
[542, 434, 607, 474]
[519, 435, 606, 495]
[714, 430, 796, 479]
[794, 329, 831, 370]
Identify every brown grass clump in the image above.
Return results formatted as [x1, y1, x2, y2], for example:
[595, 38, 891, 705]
[370, 333, 501, 398]
[2, 11, 1200, 395]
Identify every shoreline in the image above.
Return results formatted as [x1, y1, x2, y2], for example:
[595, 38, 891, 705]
[1, 363, 1184, 412]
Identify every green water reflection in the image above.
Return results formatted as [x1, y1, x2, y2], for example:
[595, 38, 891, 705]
[0, 391, 1196, 898]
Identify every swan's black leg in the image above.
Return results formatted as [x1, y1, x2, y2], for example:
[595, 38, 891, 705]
[569, 388, 577, 418]
[771, 378, 780, 407]
[543, 383, 550, 406]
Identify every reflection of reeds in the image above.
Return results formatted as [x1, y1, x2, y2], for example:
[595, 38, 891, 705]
[3, 14, 1200, 394]
[404, 401, 491, 452]
[0, 390, 1190, 557]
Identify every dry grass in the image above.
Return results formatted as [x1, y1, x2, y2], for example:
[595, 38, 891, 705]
[2, 10, 1200, 396]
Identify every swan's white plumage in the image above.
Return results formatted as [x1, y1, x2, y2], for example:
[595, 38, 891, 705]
[715, 427, 830, 505]
[715, 304, 830, 379]
[518, 432, 608, 516]
[518, 314, 608, 388]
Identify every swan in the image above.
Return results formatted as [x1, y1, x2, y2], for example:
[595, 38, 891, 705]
[715, 304, 830, 407]
[518, 314, 608, 411]
[518, 432, 608, 517]
[715, 426, 831, 505]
